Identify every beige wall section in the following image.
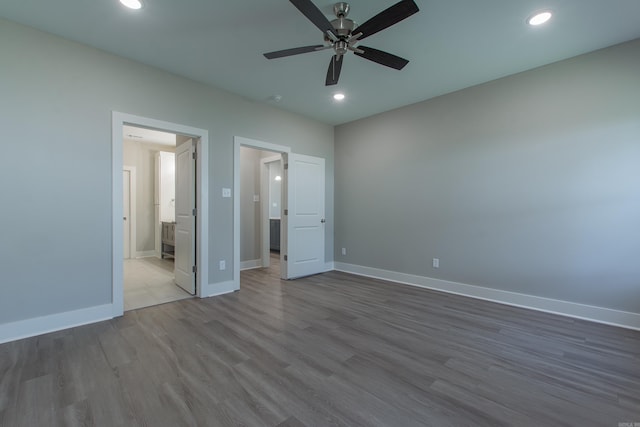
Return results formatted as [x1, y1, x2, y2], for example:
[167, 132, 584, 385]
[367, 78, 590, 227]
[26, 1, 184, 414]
[176, 135, 192, 145]
[0, 18, 334, 325]
[335, 38, 640, 313]
[123, 140, 175, 254]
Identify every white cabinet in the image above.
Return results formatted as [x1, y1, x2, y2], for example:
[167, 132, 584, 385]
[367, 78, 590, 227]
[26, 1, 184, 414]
[155, 152, 175, 256]
[156, 152, 176, 222]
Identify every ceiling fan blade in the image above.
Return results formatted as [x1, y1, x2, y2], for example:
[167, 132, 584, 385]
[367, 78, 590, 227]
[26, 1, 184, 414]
[264, 45, 326, 59]
[325, 55, 343, 86]
[353, 0, 419, 41]
[354, 46, 409, 70]
[290, 0, 337, 39]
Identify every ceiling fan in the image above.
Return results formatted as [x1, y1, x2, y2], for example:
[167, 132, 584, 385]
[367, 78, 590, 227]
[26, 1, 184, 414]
[264, 0, 420, 86]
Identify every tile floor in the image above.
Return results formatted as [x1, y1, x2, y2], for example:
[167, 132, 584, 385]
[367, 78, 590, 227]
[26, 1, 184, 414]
[124, 256, 192, 311]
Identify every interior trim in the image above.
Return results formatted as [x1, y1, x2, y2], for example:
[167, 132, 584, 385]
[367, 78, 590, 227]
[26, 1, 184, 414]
[135, 250, 157, 258]
[201, 280, 237, 298]
[0, 304, 113, 345]
[334, 262, 640, 331]
[240, 259, 262, 270]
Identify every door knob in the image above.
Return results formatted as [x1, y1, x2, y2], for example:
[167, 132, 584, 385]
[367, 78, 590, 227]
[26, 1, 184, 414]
[321, 219, 326, 223]
[123, 217, 127, 220]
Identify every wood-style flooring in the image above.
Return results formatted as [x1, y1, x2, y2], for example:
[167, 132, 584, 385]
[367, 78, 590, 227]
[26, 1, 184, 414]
[1, 257, 639, 426]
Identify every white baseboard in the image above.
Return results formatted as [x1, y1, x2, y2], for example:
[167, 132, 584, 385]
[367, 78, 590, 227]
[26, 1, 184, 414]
[136, 250, 158, 258]
[0, 304, 113, 345]
[324, 261, 335, 272]
[200, 280, 238, 298]
[240, 259, 262, 270]
[334, 262, 640, 331]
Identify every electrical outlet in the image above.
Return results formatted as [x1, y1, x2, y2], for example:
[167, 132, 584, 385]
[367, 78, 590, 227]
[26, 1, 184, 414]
[341, 248, 347, 256]
[219, 260, 226, 270]
[432, 258, 439, 268]
[222, 188, 231, 198]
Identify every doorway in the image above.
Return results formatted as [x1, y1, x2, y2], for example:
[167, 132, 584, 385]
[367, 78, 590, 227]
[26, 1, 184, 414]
[261, 155, 283, 268]
[234, 138, 289, 288]
[112, 112, 209, 317]
[122, 127, 196, 311]
[239, 148, 283, 278]
[233, 136, 327, 288]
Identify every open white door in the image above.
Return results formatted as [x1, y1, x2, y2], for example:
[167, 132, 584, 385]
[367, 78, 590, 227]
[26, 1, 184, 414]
[175, 139, 196, 294]
[283, 153, 325, 279]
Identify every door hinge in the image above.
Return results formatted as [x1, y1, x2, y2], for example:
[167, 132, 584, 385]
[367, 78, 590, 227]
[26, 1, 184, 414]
[192, 208, 197, 216]
[284, 255, 288, 261]
[192, 265, 197, 273]
[284, 163, 288, 170]
[192, 151, 197, 160]
[284, 209, 288, 216]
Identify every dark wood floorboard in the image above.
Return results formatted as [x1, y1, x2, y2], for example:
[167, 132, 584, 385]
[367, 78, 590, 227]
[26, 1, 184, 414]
[1, 255, 639, 426]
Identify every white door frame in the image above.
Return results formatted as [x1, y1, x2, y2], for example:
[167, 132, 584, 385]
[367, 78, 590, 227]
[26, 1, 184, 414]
[112, 112, 209, 316]
[122, 166, 137, 259]
[259, 155, 282, 268]
[233, 136, 290, 288]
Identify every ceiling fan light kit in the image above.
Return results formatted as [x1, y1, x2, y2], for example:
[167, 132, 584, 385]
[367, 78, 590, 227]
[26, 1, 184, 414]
[264, 0, 420, 86]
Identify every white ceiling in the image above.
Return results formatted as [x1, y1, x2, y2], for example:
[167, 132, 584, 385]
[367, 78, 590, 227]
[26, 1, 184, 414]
[1, 0, 639, 125]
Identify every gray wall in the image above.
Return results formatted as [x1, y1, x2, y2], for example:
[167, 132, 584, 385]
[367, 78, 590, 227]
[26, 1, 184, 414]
[0, 18, 333, 324]
[335, 39, 640, 313]
[239, 147, 262, 262]
[268, 162, 282, 219]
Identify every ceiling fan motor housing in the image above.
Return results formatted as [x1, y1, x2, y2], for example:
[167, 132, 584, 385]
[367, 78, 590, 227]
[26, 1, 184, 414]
[330, 17, 356, 38]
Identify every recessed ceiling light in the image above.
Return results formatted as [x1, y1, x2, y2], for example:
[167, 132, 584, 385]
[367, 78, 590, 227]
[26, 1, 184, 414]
[120, 0, 142, 10]
[527, 11, 552, 26]
[333, 93, 345, 101]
